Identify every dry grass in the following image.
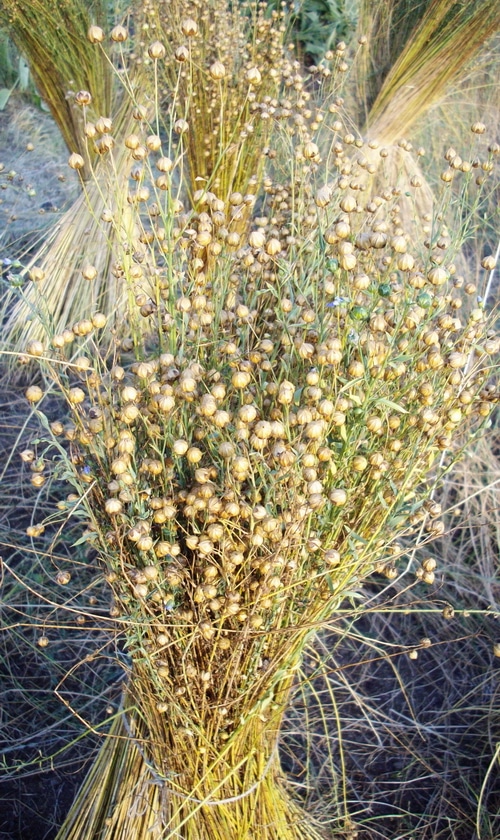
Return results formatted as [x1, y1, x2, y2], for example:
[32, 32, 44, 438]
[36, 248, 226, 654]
[356, 0, 500, 144]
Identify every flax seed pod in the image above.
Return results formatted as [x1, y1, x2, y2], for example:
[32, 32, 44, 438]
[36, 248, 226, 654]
[428, 267, 448, 286]
[209, 61, 226, 80]
[397, 253, 414, 271]
[325, 549, 340, 566]
[26, 340, 44, 357]
[329, 488, 347, 506]
[246, 67, 262, 86]
[266, 238, 281, 256]
[88, 25, 104, 43]
[105, 499, 123, 515]
[68, 153, 85, 170]
[249, 230, 266, 249]
[181, 18, 198, 36]
[366, 415, 383, 434]
[303, 141, 319, 160]
[186, 447, 203, 464]
[315, 185, 332, 208]
[26, 385, 44, 403]
[232, 371, 251, 389]
[110, 25, 127, 42]
[148, 41, 166, 60]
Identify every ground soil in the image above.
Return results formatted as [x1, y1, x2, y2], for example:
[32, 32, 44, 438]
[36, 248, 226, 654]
[0, 97, 75, 264]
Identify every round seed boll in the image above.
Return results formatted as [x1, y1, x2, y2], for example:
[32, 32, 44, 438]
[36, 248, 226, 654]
[68, 153, 85, 170]
[246, 67, 262, 86]
[75, 90, 92, 106]
[448, 352, 468, 369]
[105, 498, 123, 515]
[96, 116, 112, 134]
[186, 447, 203, 464]
[111, 457, 129, 475]
[232, 371, 251, 389]
[366, 415, 383, 433]
[29, 267, 45, 282]
[148, 41, 166, 60]
[174, 119, 188, 134]
[26, 340, 44, 357]
[422, 557, 436, 572]
[471, 122, 486, 134]
[249, 230, 266, 249]
[352, 455, 368, 471]
[305, 420, 325, 440]
[324, 549, 341, 566]
[304, 141, 319, 160]
[329, 488, 347, 506]
[110, 24, 128, 41]
[88, 25, 104, 43]
[481, 255, 497, 271]
[397, 253, 414, 271]
[209, 61, 226, 80]
[68, 387, 86, 404]
[92, 312, 107, 329]
[26, 385, 44, 403]
[181, 18, 198, 36]
[26, 524, 44, 537]
[125, 134, 140, 150]
[427, 267, 448, 286]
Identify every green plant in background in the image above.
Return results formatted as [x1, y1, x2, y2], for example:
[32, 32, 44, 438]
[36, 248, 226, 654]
[0, 30, 31, 109]
[0, 29, 16, 87]
[286, 0, 357, 62]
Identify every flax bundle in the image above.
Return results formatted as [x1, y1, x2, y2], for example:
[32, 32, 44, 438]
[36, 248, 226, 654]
[18, 11, 498, 839]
